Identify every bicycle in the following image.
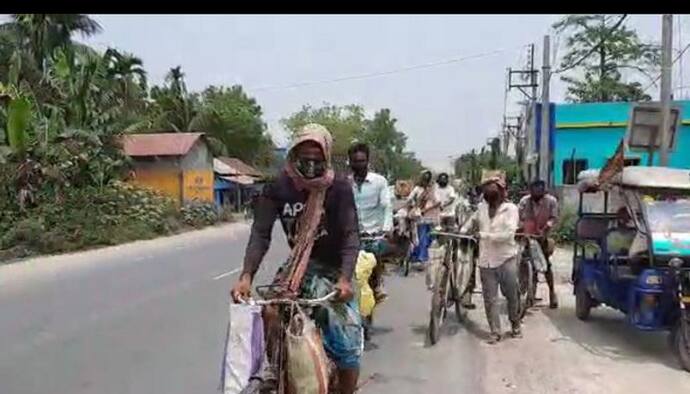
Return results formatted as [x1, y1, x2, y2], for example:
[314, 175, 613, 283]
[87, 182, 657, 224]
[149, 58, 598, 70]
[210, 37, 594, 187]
[359, 232, 387, 342]
[514, 233, 549, 318]
[426, 230, 477, 345]
[238, 286, 340, 394]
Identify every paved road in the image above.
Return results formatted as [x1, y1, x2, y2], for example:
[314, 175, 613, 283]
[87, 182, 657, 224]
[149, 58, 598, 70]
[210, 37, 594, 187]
[0, 223, 484, 394]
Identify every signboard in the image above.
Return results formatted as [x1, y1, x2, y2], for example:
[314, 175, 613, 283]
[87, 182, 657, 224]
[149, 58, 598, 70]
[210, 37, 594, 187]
[182, 169, 214, 203]
[625, 103, 681, 152]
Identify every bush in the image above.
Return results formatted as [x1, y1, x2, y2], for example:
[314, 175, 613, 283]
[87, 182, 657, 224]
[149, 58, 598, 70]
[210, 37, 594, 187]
[0, 180, 181, 260]
[180, 201, 220, 228]
[553, 206, 577, 244]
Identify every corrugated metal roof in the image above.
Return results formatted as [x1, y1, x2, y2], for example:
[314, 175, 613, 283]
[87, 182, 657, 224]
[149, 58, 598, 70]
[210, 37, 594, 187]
[220, 175, 255, 185]
[122, 132, 205, 157]
[213, 158, 235, 175]
[217, 156, 263, 178]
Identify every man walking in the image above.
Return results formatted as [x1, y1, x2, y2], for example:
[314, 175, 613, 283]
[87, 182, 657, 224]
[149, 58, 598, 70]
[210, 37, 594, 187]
[461, 174, 521, 343]
[435, 172, 458, 230]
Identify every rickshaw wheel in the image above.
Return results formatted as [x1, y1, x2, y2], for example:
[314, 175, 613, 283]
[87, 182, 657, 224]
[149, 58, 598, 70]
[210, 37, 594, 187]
[575, 280, 592, 321]
[671, 321, 690, 372]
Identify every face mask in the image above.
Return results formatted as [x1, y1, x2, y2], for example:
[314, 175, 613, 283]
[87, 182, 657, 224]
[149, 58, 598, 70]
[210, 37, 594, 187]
[295, 158, 326, 179]
[350, 162, 367, 177]
[483, 189, 500, 203]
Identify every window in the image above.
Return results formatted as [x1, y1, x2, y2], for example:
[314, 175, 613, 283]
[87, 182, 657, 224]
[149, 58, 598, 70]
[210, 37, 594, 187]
[624, 157, 640, 167]
[562, 159, 588, 185]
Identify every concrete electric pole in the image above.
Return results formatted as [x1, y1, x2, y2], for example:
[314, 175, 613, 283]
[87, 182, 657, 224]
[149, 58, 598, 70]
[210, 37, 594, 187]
[659, 14, 673, 166]
[539, 35, 551, 185]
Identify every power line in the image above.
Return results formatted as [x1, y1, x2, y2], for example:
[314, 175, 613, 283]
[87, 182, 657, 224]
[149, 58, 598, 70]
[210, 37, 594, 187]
[642, 41, 690, 93]
[248, 46, 525, 93]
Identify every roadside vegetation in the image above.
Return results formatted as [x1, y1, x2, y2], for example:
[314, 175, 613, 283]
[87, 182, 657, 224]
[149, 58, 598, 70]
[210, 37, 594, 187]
[0, 14, 426, 261]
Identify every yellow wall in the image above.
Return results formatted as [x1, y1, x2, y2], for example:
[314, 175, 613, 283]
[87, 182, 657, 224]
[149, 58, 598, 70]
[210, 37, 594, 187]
[182, 169, 214, 203]
[130, 169, 182, 203]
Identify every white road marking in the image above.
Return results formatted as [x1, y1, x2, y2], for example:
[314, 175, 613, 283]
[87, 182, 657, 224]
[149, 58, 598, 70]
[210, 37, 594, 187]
[213, 268, 241, 280]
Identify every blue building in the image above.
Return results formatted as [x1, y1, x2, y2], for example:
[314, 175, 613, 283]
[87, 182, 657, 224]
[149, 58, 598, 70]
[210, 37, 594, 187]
[526, 100, 690, 187]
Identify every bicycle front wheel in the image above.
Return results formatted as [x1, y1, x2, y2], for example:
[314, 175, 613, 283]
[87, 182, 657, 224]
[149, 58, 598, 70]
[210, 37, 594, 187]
[428, 252, 450, 345]
[450, 240, 467, 323]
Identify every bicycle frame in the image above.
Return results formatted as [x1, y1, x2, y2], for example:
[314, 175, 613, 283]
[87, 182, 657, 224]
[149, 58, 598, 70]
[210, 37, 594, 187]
[242, 287, 338, 394]
[427, 231, 478, 344]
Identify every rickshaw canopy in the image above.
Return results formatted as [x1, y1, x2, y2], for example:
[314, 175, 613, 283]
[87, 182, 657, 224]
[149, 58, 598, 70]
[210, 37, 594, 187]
[578, 167, 690, 193]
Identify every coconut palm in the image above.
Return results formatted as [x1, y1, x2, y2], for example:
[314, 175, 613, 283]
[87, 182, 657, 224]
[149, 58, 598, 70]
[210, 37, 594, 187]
[104, 48, 147, 112]
[1, 14, 102, 73]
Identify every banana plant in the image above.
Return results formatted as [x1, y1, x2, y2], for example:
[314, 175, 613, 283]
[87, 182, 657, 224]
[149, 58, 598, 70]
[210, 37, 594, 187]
[0, 83, 32, 157]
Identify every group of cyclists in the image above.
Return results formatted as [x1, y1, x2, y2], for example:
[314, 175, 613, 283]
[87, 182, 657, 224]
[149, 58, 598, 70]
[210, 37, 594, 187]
[230, 123, 560, 393]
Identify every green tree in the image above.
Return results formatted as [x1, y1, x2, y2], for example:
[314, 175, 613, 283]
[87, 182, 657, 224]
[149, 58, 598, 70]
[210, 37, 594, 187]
[282, 104, 423, 180]
[553, 14, 660, 102]
[362, 108, 423, 181]
[282, 104, 366, 166]
[189, 85, 273, 166]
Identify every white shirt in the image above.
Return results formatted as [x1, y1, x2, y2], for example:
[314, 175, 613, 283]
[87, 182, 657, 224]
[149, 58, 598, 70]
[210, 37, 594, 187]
[435, 185, 458, 218]
[350, 171, 393, 234]
[461, 201, 519, 269]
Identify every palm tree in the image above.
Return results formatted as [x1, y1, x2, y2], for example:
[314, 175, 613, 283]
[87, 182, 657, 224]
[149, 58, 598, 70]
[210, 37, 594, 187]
[143, 66, 197, 132]
[104, 48, 147, 111]
[2, 14, 102, 73]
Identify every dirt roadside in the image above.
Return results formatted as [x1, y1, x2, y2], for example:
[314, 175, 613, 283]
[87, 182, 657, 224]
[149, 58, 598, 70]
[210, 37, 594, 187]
[472, 247, 690, 394]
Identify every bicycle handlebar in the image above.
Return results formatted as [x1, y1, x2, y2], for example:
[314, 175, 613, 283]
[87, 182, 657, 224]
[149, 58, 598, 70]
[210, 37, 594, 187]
[360, 232, 386, 241]
[515, 232, 546, 240]
[241, 291, 339, 307]
[430, 231, 478, 242]
[431, 231, 544, 242]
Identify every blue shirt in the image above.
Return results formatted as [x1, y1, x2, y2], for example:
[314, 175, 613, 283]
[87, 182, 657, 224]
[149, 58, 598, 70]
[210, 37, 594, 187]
[350, 172, 394, 234]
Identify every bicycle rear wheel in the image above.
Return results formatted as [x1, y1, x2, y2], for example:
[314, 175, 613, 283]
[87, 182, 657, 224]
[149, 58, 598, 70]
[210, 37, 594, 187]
[517, 244, 534, 319]
[401, 239, 413, 277]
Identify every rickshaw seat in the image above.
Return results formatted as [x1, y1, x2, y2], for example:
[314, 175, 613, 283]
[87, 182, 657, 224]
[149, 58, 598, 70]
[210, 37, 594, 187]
[576, 216, 612, 241]
[609, 256, 637, 281]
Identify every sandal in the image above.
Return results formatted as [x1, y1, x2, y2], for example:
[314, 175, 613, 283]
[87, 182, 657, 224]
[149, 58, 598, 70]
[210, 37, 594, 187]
[486, 333, 502, 344]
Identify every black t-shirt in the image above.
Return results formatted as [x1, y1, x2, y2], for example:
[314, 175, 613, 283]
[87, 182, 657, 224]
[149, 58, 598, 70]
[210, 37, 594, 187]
[242, 172, 360, 280]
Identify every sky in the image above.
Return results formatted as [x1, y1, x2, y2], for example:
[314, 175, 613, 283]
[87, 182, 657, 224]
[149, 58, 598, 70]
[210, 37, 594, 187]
[5, 14, 688, 171]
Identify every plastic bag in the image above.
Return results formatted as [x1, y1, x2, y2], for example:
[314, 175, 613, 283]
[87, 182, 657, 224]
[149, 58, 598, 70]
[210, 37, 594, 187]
[220, 303, 265, 394]
[355, 250, 377, 318]
[286, 311, 330, 394]
[528, 239, 548, 273]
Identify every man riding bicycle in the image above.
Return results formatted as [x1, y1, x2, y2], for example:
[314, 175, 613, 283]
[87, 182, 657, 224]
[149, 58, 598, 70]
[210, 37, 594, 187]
[348, 142, 394, 303]
[230, 124, 362, 394]
[518, 179, 559, 309]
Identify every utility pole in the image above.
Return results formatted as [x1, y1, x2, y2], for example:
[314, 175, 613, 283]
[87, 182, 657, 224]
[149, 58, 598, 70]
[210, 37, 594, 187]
[539, 35, 551, 185]
[659, 14, 673, 166]
[506, 44, 539, 182]
[530, 43, 537, 101]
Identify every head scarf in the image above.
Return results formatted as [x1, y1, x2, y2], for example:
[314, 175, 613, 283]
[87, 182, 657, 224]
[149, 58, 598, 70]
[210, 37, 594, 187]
[282, 123, 335, 294]
[480, 172, 508, 200]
